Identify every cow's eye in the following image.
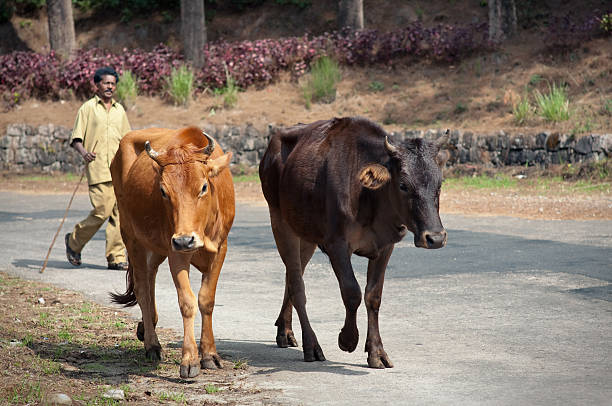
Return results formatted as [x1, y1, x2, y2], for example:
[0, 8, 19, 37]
[399, 183, 409, 192]
[160, 186, 168, 199]
[199, 183, 208, 197]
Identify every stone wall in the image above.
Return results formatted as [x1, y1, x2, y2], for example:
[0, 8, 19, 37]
[1, 123, 610, 173]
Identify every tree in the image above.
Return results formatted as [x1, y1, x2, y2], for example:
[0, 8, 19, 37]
[488, 0, 517, 43]
[47, 0, 75, 59]
[338, 0, 364, 30]
[180, 0, 206, 69]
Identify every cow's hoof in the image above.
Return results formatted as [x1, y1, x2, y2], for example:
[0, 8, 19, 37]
[145, 346, 162, 362]
[180, 363, 200, 378]
[338, 327, 358, 353]
[276, 331, 298, 348]
[304, 344, 325, 362]
[367, 352, 394, 369]
[136, 321, 144, 341]
[200, 354, 222, 369]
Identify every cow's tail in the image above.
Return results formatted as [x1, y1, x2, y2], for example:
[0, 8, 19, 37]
[109, 262, 138, 307]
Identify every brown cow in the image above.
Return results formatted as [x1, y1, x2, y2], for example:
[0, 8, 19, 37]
[259, 117, 447, 368]
[110, 126, 235, 378]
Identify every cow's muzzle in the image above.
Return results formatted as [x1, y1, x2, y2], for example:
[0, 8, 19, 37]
[172, 234, 198, 251]
[415, 229, 447, 249]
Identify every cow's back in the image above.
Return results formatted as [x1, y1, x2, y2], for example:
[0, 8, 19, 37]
[259, 117, 388, 242]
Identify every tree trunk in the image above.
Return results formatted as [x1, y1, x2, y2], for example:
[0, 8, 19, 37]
[46, 0, 75, 59]
[180, 0, 206, 69]
[488, 0, 517, 43]
[338, 0, 364, 30]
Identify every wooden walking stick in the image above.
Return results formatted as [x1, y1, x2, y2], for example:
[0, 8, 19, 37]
[40, 141, 97, 274]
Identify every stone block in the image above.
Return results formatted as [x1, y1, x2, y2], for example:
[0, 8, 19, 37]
[574, 135, 593, 155]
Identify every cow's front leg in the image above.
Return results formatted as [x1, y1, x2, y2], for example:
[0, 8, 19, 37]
[327, 240, 362, 353]
[168, 254, 200, 378]
[364, 245, 394, 368]
[193, 242, 227, 370]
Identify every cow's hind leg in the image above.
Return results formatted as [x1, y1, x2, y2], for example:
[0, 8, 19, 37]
[191, 241, 227, 370]
[269, 207, 324, 362]
[326, 240, 362, 354]
[128, 243, 163, 362]
[275, 239, 316, 348]
[137, 253, 165, 342]
[168, 253, 200, 378]
[364, 245, 394, 368]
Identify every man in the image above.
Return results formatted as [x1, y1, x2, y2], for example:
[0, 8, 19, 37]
[65, 66, 131, 271]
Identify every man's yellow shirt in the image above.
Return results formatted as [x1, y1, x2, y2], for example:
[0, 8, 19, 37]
[69, 95, 131, 185]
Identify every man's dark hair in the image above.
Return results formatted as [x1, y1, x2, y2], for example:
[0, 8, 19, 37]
[93, 67, 119, 84]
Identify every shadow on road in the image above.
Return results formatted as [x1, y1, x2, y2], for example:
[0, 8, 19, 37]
[217, 339, 371, 376]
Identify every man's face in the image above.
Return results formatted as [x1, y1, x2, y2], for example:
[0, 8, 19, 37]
[96, 74, 117, 100]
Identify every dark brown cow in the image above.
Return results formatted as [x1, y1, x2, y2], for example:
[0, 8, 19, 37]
[259, 117, 447, 368]
[110, 126, 235, 378]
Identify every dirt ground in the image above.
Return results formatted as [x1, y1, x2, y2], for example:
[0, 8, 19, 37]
[0, 272, 280, 405]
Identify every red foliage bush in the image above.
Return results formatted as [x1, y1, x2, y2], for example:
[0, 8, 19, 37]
[1, 22, 490, 108]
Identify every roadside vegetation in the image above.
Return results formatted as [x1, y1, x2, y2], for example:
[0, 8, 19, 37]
[115, 70, 138, 110]
[166, 65, 194, 107]
[301, 56, 341, 108]
[0, 272, 256, 405]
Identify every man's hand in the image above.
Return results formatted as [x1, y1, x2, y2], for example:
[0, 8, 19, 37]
[71, 140, 96, 163]
[81, 150, 97, 163]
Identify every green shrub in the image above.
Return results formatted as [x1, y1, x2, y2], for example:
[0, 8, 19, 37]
[221, 64, 239, 108]
[534, 82, 570, 122]
[602, 98, 612, 116]
[302, 56, 341, 108]
[513, 94, 532, 125]
[598, 12, 612, 34]
[369, 81, 384, 92]
[212, 64, 239, 109]
[166, 65, 194, 107]
[116, 70, 137, 110]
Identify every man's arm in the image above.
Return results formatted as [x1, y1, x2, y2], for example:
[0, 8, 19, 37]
[71, 140, 96, 163]
[70, 102, 96, 163]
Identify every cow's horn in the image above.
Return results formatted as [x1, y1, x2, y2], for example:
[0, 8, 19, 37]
[202, 132, 216, 156]
[145, 141, 160, 161]
[384, 136, 398, 154]
[436, 129, 450, 147]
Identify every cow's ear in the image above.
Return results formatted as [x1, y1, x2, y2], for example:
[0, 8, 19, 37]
[207, 152, 232, 177]
[359, 164, 391, 190]
[436, 149, 450, 169]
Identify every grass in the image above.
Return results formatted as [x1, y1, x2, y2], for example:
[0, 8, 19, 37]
[302, 56, 341, 108]
[513, 94, 532, 125]
[204, 384, 220, 394]
[8, 380, 43, 404]
[166, 65, 194, 107]
[116, 70, 137, 110]
[233, 359, 249, 369]
[443, 172, 610, 195]
[233, 173, 260, 182]
[444, 174, 518, 189]
[369, 80, 385, 92]
[158, 391, 186, 402]
[213, 63, 239, 109]
[534, 82, 570, 122]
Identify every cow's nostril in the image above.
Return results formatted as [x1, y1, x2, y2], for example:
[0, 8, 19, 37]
[423, 230, 447, 249]
[172, 235, 195, 251]
[426, 234, 435, 246]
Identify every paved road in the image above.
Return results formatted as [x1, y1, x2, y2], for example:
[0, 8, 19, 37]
[1, 191, 611, 405]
